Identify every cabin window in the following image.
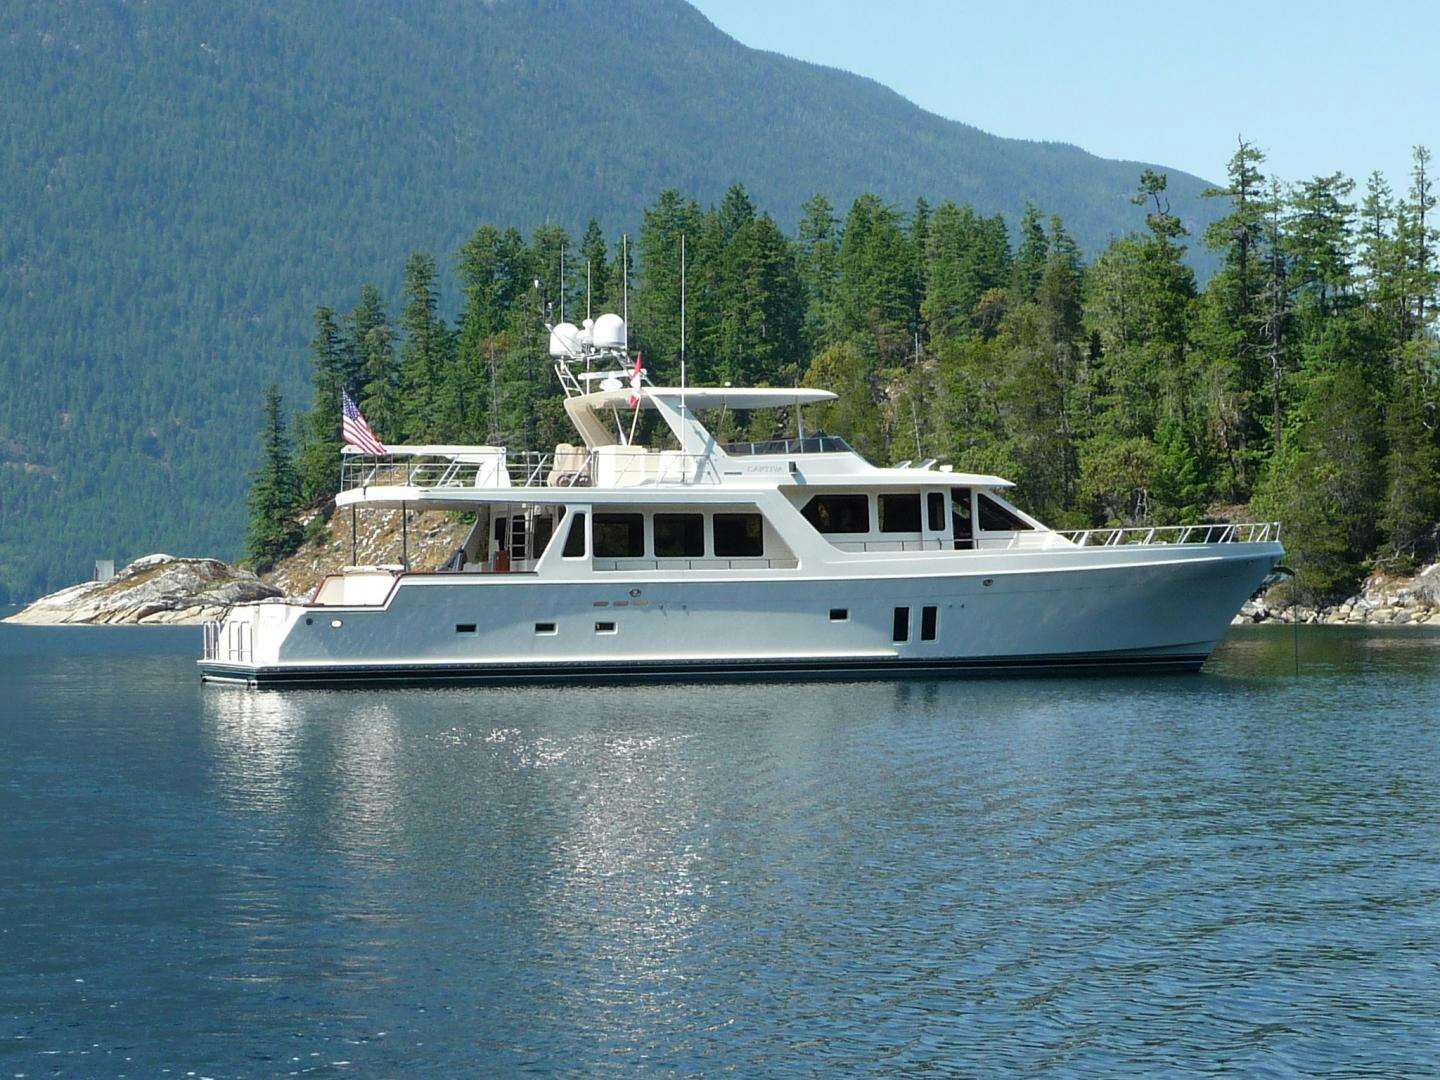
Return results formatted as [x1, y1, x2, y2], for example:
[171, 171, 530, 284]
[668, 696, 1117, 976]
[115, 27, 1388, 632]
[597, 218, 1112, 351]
[456, 623, 477, 634]
[594, 513, 645, 557]
[920, 606, 938, 641]
[595, 621, 617, 634]
[879, 493, 922, 533]
[535, 622, 557, 635]
[713, 513, 764, 557]
[927, 492, 945, 532]
[892, 606, 910, 643]
[830, 608, 849, 622]
[950, 487, 974, 550]
[801, 494, 870, 534]
[654, 513, 705, 557]
[562, 512, 588, 558]
[977, 493, 1034, 532]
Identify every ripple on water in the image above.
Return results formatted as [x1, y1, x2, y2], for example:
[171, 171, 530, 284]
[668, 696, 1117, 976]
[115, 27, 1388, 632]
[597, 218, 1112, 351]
[0, 624, 1438, 1073]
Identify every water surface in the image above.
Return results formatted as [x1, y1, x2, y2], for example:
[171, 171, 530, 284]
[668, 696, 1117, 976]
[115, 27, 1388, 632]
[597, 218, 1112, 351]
[2, 624, 1439, 1075]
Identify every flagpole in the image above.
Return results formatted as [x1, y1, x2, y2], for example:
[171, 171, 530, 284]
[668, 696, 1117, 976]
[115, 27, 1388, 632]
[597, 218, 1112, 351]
[680, 233, 687, 456]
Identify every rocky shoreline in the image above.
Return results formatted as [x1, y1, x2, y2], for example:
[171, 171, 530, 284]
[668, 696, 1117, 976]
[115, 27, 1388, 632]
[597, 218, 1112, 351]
[1233, 563, 1440, 627]
[3, 554, 282, 626]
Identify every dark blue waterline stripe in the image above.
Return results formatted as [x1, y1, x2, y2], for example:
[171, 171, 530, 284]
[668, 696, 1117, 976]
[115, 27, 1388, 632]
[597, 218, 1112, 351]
[199, 651, 1210, 688]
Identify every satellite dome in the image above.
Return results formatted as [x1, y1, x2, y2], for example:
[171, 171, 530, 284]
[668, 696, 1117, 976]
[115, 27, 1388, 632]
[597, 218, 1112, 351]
[593, 313, 626, 350]
[548, 322, 581, 358]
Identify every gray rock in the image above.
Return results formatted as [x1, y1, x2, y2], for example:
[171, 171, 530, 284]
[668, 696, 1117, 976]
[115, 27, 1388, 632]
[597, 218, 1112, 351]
[5, 554, 282, 626]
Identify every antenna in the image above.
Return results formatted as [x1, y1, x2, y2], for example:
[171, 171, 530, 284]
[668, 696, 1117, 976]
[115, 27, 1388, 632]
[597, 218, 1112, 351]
[558, 245, 565, 323]
[586, 259, 592, 320]
[621, 234, 629, 349]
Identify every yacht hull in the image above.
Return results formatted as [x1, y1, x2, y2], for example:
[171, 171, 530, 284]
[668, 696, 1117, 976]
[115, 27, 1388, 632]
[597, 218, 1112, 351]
[199, 544, 1278, 688]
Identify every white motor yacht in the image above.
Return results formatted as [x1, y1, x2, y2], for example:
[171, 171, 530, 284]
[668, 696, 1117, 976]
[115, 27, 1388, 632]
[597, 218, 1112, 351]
[200, 312, 1283, 686]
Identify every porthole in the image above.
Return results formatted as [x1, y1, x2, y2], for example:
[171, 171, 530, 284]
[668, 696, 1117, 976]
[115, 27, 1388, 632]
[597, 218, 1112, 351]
[330, 619, 343, 629]
[456, 623, 477, 634]
[829, 608, 849, 622]
[535, 622, 557, 635]
[595, 621, 617, 634]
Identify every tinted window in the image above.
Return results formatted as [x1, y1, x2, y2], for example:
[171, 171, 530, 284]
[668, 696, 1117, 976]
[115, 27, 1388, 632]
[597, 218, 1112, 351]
[892, 606, 910, 643]
[562, 512, 587, 558]
[533, 515, 555, 556]
[977, 494, 1034, 532]
[801, 494, 870, 534]
[879, 493, 922, 533]
[927, 492, 945, 532]
[950, 488, 974, 549]
[594, 513, 645, 557]
[921, 606, 938, 641]
[713, 513, 764, 557]
[654, 513, 705, 557]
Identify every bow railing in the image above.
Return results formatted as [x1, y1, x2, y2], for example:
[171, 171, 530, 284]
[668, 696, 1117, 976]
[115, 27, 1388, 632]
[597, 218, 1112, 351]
[1052, 522, 1282, 547]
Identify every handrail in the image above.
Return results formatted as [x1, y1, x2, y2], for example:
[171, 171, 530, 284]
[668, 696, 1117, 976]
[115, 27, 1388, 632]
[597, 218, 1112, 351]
[1052, 522, 1281, 547]
[341, 450, 723, 491]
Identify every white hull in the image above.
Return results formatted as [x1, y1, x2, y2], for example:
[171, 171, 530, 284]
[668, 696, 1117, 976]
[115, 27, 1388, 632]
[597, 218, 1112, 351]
[199, 543, 1279, 686]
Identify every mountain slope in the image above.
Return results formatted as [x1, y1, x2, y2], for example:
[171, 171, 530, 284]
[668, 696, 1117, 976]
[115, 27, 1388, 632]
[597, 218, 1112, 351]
[0, 0, 1219, 598]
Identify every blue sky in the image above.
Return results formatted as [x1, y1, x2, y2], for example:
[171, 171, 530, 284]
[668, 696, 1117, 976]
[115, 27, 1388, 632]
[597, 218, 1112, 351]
[689, 0, 1437, 194]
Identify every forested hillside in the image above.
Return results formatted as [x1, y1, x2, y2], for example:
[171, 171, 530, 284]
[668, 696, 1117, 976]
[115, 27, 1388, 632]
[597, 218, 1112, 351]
[254, 146, 1440, 602]
[0, 0, 1224, 599]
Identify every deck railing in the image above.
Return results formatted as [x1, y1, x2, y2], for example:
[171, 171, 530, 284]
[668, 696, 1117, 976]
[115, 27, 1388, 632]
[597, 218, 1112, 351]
[1051, 521, 1282, 547]
[341, 451, 721, 491]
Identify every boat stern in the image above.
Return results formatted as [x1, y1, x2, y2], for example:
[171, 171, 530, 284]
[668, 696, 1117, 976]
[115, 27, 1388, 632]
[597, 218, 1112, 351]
[199, 601, 307, 684]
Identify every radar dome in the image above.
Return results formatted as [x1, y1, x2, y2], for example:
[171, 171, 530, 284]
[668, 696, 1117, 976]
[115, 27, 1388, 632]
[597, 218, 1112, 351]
[548, 322, 581, 358]
[593, 313, 627, 350]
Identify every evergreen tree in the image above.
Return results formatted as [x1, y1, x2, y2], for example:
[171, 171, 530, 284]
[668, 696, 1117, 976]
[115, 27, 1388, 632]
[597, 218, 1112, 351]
[1380, 371, 1440, 565]
[245, 383, 302, 570]
[1012, 203, 1049, 302]
[398, 252, 452, 440]
[796, 194, 841, 354]
[837, 194, 915, 366]
[296, 306, 345, 504]
[579, 219, 610, 314]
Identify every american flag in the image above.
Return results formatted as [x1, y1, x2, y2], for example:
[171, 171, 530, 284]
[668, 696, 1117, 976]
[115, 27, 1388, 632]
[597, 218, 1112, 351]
[341, 389, 387, 455]
[627, 353, 645, 408]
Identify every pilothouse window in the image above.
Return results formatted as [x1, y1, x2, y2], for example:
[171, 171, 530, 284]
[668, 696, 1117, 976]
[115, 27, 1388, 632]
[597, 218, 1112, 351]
[562, 512, 588, 558]
[977, 494, 1034, 532]
[801, 494, 870, 534]
[879, 493, 922, 533]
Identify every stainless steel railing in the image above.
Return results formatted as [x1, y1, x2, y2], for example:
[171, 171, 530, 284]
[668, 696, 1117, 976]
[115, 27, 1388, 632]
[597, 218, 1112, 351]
[341, 451, 722, 491]
[1052, 522, 1282, 547]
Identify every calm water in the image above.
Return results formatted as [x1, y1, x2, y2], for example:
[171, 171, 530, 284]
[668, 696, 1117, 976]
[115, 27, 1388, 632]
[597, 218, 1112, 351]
[2, 622, 1439, 1076]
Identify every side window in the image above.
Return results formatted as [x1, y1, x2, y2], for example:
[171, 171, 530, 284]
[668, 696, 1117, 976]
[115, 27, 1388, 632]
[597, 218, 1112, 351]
[533, 514, 555, 556]
[594, 513, 645, 557]
[879, 493, 922, 533]
[950, 487, 974, 550]
[713, 513, 764, 557]
[654, 513, 705, 557]
[801, 494, 870, 534]
[927, 492, 945, 532]
[977, 494, 1034, 532]
[562, 512, 587, 558]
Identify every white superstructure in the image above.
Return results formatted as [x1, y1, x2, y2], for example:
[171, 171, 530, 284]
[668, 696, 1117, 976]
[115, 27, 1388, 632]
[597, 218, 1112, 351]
[200, 314, 1283, 686]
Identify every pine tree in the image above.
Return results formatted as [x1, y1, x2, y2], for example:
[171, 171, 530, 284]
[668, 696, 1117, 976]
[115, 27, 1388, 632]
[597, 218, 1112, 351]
[1380, 371, 1440, 565]
[245, 383, 302, 570]
[579, 219, 610, 314]
[296, 306, 345, 504]
[837, 194, 915, 366]
[1012, 203, 1049, 302]
[398, 252, 452, 440]
[795, 193, 841, 353]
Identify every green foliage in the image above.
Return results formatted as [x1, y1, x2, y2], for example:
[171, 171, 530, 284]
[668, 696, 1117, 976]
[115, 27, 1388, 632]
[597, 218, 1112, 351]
[245, 385, 302, 571]
[218, 156, 1435, 609]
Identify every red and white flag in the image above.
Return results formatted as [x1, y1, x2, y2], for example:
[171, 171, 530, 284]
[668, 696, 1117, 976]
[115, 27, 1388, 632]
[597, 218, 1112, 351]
[341, 389, 387, 455]
[627, 353, 645, 408]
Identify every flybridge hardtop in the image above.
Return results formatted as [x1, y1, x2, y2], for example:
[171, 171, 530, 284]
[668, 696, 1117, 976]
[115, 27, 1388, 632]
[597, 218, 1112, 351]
[201, 308, 1283, 686]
